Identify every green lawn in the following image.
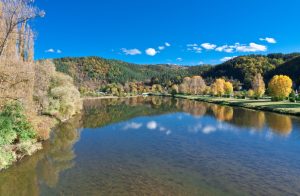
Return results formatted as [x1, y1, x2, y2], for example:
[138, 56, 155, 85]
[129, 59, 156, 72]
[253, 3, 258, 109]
[172, 94, 300, 116]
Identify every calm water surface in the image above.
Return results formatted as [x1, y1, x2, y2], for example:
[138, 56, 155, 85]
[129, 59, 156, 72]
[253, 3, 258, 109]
[1, 97, 300, 196]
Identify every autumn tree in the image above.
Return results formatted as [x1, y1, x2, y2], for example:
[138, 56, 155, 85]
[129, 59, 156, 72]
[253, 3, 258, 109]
[190, 76, 206, 95]
[179, 77, 191, 94]
[268, 75, 293, 101]
[0, 0, 44, 58]
[224, 81, 233, 96]
[252, 73, 265, 98]
[211, 79, 226, 97]
[171, 84, 179, 95]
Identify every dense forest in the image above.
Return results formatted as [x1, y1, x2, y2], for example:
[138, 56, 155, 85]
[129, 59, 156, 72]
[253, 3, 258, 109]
[53, 53, 300, 91]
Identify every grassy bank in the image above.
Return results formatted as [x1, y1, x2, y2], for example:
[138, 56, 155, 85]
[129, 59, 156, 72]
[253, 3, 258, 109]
[153, 93, 300, 116]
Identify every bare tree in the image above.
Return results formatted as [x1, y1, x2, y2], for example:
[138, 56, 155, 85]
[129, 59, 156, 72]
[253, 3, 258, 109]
[0, 0, 44, 57]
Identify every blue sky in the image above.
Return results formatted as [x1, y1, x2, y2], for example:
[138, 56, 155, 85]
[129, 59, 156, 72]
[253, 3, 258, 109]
[33, 0, 300, 65]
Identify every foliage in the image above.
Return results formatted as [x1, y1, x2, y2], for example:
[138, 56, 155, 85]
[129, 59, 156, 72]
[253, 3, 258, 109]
[171, 84, 179, 95]
[211, 79, 226, 97]
[247, 89, 255, 98]
[224, 81, 234, 96]
[46, 72, 82, 120]
[268, 75, 293, 101]
[0, 102, 36, 146]
[53, 54, 300, 93]
[252, 73, 265, 98]
[265, 56, 300, 86]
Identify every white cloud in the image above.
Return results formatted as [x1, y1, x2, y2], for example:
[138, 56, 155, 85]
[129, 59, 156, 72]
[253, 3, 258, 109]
[165, 42, 171, 47]
[215, 43, 267, 53]
[176, 57, 183, 62]
[147, 121, 158, 130]
[123, 122, 143, 130]
[235, 43, 267, 52]
[145, 48, 158, 56]
[45, 48, 55, 53]
[215, 45, 234, 53]
[121, 48, 142, 55]
[201, 43, 217, 50]
[259, 37, 277, 44]
[220, 56, 237, 62]
[45, 48, 63, 54]
[158, 46, 165, 50]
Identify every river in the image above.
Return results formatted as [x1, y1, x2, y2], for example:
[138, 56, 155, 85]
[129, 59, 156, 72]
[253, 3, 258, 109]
[1, 97, 300, 195]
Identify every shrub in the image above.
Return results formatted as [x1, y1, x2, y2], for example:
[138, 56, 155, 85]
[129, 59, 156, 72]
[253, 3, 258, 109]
[289, 90, 297, 103]
[0, 102, 36, 145]
[45, 72, 82, 120]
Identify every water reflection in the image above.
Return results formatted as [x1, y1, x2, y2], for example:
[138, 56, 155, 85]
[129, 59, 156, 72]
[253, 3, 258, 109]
[266, 113, 293, 136]
[0, 97, 298, 195]
[0, 113, 82, 195]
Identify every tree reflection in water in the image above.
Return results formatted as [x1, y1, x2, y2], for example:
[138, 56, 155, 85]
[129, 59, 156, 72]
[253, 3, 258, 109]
[266, 113, 293, 136]
[0, 97, 296, 195]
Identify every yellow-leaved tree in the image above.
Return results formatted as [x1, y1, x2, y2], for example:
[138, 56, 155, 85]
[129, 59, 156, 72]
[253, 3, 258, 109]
[211, 79, 225, 97]
[268, 75, 293, 101]
[224, 81, 233, 96]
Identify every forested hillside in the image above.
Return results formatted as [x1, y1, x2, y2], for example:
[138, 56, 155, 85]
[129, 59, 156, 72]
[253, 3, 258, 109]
[53, 53, 300, 90]
[53, 57, 194, 89]
[265, 56, 300, 86]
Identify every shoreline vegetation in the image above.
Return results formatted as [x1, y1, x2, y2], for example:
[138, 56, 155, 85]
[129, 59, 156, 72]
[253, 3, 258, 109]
[0, 1, 82, 170]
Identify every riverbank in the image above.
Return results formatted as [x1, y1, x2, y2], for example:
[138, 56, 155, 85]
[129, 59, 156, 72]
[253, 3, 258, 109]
[151, 93, 300, 116]
[83, 95, 144, 100]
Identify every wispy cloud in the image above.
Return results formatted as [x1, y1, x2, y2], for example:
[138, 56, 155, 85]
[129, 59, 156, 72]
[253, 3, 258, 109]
[187, 43, 198, 47]
[259, 37, 277, 44]
[158, 46, 165, 50]
[165, 42, 171, 47]
[215, 45, 235, 53]
[187, 45, 202, 53]
[121, 48, 142, 55]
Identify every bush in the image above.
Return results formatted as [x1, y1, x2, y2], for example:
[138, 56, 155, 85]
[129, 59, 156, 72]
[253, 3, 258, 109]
[289, 90, 297, 103]
[44, 72, 82, 120]
[0, 102, 36, 146]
